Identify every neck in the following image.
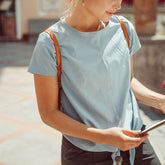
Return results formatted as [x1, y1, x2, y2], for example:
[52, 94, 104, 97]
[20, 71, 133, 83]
[64, 2, 102, 32]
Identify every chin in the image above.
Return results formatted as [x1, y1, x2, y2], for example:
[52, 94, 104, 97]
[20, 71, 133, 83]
[101, 17, 112, 23]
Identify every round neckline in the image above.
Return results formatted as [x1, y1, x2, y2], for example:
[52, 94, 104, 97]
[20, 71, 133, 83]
[60, 16, 113, 34]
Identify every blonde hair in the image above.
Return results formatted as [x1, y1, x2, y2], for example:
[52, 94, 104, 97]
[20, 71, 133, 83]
[64, 0, 79, 8]
[63, 0, 79, 17]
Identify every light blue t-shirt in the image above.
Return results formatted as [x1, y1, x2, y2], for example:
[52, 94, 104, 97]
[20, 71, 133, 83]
[28, 15, 143, 164]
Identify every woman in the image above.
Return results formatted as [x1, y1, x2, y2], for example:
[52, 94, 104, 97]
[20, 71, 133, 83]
[28, 0, 165, 164]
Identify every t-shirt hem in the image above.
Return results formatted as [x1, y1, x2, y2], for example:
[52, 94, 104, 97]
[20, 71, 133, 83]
[28, 69, 57, 77]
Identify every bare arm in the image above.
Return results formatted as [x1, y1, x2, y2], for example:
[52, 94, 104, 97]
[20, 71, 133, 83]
[34, 74, 101, 142]
[34, 74, 147, 151]
[130, 56, 165, 113]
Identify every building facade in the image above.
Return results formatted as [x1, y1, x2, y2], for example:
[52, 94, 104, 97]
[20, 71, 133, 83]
[0, 0, 63, 41]
[0, 0, 165, 41]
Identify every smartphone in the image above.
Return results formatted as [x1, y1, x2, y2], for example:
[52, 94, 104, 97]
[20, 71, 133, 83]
[135, 119, 165, 137]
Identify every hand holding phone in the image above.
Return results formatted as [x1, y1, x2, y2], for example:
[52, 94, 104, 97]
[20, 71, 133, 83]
[135, 119, 165, 137]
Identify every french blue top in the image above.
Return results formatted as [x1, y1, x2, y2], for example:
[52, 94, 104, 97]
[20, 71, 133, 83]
[28, 15, 143, 161]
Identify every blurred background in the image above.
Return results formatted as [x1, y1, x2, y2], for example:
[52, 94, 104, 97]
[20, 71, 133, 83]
[0, 0, 165, 165]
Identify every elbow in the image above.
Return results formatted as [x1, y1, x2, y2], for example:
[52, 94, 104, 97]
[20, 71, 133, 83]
[39, 112, 51, 126]
[135, 97, 141, 103]
[40, 115, 49, 125]
[39, 109, 58, 126]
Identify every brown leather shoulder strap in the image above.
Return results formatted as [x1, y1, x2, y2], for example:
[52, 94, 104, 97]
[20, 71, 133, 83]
[114, 15, 130, 48]
[44, 29, 62, 88]
[44, 17, 129, 85]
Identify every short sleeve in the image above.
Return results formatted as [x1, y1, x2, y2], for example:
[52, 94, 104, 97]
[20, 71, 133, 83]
[28, 32, 57, 76]
[119, 16, 141, 56]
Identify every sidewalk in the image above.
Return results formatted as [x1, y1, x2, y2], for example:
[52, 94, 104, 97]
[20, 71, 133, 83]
[0, 42, 165, 165]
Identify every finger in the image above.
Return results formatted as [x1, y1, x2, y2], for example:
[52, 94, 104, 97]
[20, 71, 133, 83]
[122, 138, 145, 150]
[130, 134, 148, 144]
[122, 129, 141, 137]
[139, 133, 149, 141]
[136, 134, 149, 148]
[119, 134, 148, 151]
[120, 138, 142, 151]
[124, 131, 149, 142]
[123, 134, 142, 143]
[132, 134, 149, 148]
